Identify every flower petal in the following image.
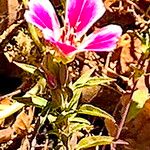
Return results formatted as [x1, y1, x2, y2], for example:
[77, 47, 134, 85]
[43, 28, 56, 42]
[25, 11, 47, 30]
[55, 42, 77, 55]
[43, 28, 76, 55]
[25, 0, 60, 31]
[65, 0, 105, 39]
[79, 25, 122, 52]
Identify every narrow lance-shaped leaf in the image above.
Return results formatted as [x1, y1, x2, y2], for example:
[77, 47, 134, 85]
[0, 78, 46, 120]
[0, 102, 24, 120]
[29, 94, 47, 107]
[72, 68, 95, 90]
[13, 61, 37, 74]
[76, 76, 115, 88]
[127, 89, 149, 122]
[76, 136, 114, 150]
[70, 123, 93, 133]
[70, 117, 91, 125]
[78, 104, 114, 121]
[68, 68, 95, 110]
[28, 24, 45, 51]
[67, 89, 82, 110]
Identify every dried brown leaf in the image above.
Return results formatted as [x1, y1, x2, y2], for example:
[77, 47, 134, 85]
[104, 0, 118, 11]
[120, 93, 131, 108]
[12, 108, 34, 136]
[69, 132, 78, 150]
[117, 34, 147, 77]
[0, 97, 12, 105]
[105, 118, 118, 137]
[81, 86, 101, 103]
[0, 127, 13, 143]
[20, 136, 30, 150]
[119, 34, 134, 75]
[123, 99, 150, 150]
[7, 0, 19, 25]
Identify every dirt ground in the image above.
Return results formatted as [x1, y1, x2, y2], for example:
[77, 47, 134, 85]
[0, 0, 149, 150]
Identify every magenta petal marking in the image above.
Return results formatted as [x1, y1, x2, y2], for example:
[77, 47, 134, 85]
[24, 11, 47, 30]
[55, 42, 77, 55]
[80, 25, 122, 52]
[43, 29, 77, 55]
[26, 0, 60, 31]
[65, 0, 105, 39]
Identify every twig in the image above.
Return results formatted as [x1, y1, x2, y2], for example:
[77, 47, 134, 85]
[112, 53, 148, 149]
[115, 82, 137, 140]
[0, 89, 21, 100]
[125, 0, 150, 19]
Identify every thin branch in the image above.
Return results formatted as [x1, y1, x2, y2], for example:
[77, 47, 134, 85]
[0, 89, 21, 100]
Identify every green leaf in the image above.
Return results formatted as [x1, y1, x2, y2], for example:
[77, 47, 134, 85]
[83, 77, 115, 87]
[132, 90, 149, 108]
[68, 69, 100, 111]
[13, 97, 33, 105]
[67, 89, 82, 110]
[70, 117, 91, 125]
[59, 63, 68, 86]
[13, 61, 37, 74]
[26, 77, 46, 95]
[13, 95, 47, 108]
[55, 114, 72, 127]
[0, 102, 24, 120]
[42, 53, 59, 76]
[28, 24, 45, 51]
[51, 88, 65, 109]
[48, 114, 57, 123]
[78, 104, 114, 121]
[0, 78, 46, 119]
[0, 105, 10, 110]
[76, 136, 113, 150]
[70, 123, 93, 133]
[30, 94, 47, 107]
[14, 78, 47, 107]
[127, 89, 149, 122]
[72, 68, 95, 90]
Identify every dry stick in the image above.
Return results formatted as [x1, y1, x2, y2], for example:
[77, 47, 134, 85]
[104, 55, 146, 150]
[125, 0, 150, 19]
[112, 55, 148, 150]
[102, 53, 148, 150]
[115, 82, 137, 140]
[0, 89, 21, 100]
[110, 90, 135, 150]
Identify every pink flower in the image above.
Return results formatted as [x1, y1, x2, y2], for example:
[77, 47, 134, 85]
[24, 0, 122, 56]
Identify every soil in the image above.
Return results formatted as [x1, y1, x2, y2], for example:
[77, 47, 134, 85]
[0, 0, 149, 150]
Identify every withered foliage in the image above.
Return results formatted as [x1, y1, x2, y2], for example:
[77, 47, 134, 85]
[0, 0, 149, 150]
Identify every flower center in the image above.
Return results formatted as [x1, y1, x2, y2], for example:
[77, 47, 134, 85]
[60, 24, 76, 46]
